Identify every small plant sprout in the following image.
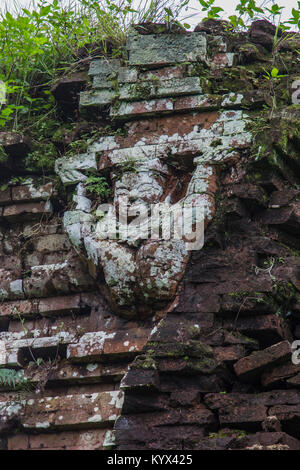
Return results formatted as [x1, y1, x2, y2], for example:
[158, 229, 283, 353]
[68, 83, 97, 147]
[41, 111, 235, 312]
[263, 67, 286, 80]
[85, 175, 111, 199]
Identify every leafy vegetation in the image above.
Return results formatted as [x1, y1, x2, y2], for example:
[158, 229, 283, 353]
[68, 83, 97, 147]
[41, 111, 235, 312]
[0, 0, 191, 131]
[0, 0, 298, 172]
[197, 0, 300, 31]
[85, 173, 111, 199]
[0, 368, 28, 389]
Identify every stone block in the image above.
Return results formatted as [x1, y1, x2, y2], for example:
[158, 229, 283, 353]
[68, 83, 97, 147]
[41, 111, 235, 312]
[12, 181, 53, 202]
[127, 33, 207, 66]
[8, 430, 107, 450]
[0, 299, 38, 320]
[2, 201, 53, 222]
[79, 89, 116, 110]
[25, 363, 126, 387]
[55, 153, 97, 185]
[261, 362, 300, 388]
[0, 132, 30, 156]
[33, 234, 71, 253]
[118, 67, 138, 83]
[67, 328, 149, 362]
[119, 77, 202, 101]
[0, 341, 23, 367]
[221, 314, 288, 346]
[88, 59, 120, 77]
[234, 341, 292, 383]
[0, 390, 124, 431]
[120, 369, 160, 392]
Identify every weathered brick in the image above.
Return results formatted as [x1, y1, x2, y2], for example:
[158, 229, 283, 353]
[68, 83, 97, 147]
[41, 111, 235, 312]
[88, 59, 120, 77]
[32, 234, 71, 253]
[8, 430, 107, 450]
[261, 362, 300, 388]
[67, 328, 149, 362]
[38, 294, 81, 316]
[127, 32, 207, 66]
[219, 405, 267, 430]
[2, 201, 53, 222]
[214, 345, 246, 364]
[0, 341, 23, 367]
[23, 256, 95, 298]
[19, 391, 124, 430]
[12, 181, 53, 202]
[80, 89, 116, 110]
[118, 67, 138, 83]
[139, 65, 187, 81]
[25, 363, 126, 387]
[287, 373, 300, 387]
[0, 132, 30, 156]
[234, 341, 292, 383]
[268, 405, 300, 437]
[0, 299, 38, 320]
[120, 369, 160, 392]
[119, 77, 202, 101]
[221, 314, 288, 346]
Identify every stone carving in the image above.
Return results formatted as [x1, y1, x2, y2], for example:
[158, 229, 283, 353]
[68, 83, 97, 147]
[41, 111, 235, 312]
[56, 30, 252, 318]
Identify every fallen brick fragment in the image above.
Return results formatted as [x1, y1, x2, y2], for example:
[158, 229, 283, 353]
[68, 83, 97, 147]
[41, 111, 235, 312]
[234, 341, 292, 383]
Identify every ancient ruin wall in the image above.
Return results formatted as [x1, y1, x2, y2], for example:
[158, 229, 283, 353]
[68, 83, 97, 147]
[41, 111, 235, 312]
[0, 19, 300, 450]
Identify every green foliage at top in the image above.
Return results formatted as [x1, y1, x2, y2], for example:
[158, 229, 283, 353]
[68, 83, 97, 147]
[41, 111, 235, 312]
[198, 0, 300, 31]
[0, 0, 299, 135]
[0, 0, 190, 131]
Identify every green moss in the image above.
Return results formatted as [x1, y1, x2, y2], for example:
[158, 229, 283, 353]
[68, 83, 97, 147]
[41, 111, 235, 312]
[210, 138, 223, 148]
[186, 357, 217, 374]
[188, 325, 201, 339]
[209, 429, 247, 439]
[185, 340, 213, 358]
[133, 355, 157, 370]
[128, 81, 151, 100]
[145, 339, 214, 362]
[25, 142, 58, 172]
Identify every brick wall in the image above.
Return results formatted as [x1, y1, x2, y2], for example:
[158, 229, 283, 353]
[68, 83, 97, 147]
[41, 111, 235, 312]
[0, 18, 300, 450]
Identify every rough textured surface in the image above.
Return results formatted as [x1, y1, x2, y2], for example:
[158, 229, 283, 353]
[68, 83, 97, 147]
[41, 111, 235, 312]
[1, 19, 300, 450]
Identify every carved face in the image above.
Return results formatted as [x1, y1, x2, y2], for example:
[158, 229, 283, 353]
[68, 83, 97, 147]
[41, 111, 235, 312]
[58, 101, 251, 318]
[114, 170, 165, 206]
[113, 158, 170, 208]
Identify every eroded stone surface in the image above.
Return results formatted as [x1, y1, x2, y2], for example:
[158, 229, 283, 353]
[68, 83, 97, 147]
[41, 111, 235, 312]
[57, 38, 252, 317]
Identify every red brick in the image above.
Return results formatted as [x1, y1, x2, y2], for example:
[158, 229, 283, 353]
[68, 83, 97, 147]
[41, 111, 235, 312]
[2, 391, 125, 431]
[234, 341, 292, 383]
[214, 345, 246, 364]
[0, 299, 37, 319]
[261, 362, 300, 388]
[8, 430, 107, 450]
[38, 294, 81, 316]
[2, 201, 52, 222]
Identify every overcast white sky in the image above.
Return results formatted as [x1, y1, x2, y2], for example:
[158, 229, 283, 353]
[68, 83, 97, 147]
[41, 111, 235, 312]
[0, 0, 299, 26]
